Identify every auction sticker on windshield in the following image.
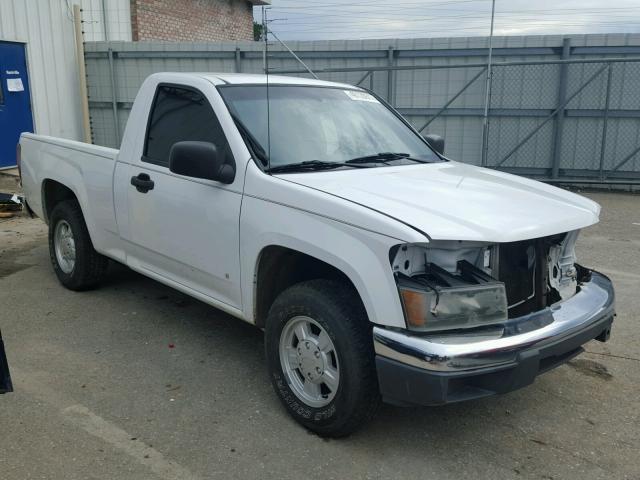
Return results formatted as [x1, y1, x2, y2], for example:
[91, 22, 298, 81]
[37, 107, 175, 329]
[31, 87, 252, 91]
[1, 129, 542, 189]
[344, 90, 379, 103]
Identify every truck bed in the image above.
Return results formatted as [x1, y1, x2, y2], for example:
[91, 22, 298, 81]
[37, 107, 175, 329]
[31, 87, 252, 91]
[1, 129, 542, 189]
[19, 133, 123, 261]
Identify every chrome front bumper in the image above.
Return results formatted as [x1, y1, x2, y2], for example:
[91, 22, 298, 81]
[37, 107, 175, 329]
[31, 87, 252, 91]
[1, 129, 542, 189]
[374, 271, 614, 406]
[374, 271, 615, 373]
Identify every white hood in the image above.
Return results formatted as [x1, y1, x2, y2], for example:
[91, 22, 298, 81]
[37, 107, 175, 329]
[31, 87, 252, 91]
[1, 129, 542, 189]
[282, 161, 600, 242]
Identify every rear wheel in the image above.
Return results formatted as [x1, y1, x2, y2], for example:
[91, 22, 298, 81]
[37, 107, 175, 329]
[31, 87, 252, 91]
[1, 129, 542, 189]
[48, 200, 108, 290]
[265, 279, 380, 437]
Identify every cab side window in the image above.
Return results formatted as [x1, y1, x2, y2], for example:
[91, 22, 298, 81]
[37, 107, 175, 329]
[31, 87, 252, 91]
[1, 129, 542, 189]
[143, 85, 231, 168]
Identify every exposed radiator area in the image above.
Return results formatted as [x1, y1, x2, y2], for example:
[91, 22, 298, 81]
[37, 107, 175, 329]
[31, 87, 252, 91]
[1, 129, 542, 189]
[497, 232, 579, 318]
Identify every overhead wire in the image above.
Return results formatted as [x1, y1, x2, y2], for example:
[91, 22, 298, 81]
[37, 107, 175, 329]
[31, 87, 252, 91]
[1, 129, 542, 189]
[270, 0, 487, 9]
[269, 10, 640, 23]
[262, 1, 640, 40]
[274, 14, 640, 30]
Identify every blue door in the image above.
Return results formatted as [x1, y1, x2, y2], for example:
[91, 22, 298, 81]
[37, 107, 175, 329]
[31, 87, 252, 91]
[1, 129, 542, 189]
[0, 41, 34, 169]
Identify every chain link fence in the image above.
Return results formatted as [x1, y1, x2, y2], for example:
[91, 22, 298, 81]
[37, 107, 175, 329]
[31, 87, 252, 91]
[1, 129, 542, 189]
[484, 60, 640, 182]
[84, 36, 640, 185]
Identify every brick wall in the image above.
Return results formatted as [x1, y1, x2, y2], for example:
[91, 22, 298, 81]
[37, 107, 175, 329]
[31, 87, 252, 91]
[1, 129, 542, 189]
[130, 0, 254, 42]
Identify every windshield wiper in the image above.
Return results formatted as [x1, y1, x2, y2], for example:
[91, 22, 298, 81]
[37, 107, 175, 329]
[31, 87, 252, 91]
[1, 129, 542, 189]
[267, 160, 370, 174]
[346, 152, 431, 165]
[230, 113, 269, 166]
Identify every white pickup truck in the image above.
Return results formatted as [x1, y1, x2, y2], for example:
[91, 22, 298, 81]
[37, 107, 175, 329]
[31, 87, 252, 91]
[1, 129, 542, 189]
[19, 73, 615, 437]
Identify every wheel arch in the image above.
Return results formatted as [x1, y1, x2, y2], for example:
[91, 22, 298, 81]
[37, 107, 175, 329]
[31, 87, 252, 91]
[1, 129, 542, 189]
[41, 179, 79, 224]
[253, 245, 367, 329]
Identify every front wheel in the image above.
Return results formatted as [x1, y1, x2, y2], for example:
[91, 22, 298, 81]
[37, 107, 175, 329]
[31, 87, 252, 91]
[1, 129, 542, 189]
[265, 279, 380, 437]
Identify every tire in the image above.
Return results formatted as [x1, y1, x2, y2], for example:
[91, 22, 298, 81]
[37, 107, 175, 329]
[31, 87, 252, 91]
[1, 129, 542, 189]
[48, 199, 108, 291]
[265, 279, 380, 437]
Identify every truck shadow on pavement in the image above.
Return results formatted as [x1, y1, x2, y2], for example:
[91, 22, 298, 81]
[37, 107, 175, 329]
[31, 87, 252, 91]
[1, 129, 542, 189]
[99, 261, 583, 439]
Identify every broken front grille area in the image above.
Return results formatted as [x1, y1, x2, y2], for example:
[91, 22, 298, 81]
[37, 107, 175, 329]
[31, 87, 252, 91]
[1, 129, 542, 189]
[390, 233, 582, 329]
[497, 234, 568, 318]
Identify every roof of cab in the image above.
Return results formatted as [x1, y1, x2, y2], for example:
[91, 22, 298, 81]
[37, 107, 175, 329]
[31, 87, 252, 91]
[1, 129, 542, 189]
[201, 73, 359, 90]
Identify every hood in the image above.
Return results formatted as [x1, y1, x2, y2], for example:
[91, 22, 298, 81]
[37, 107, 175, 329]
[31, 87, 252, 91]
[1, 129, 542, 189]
[281, 161, 600, 242]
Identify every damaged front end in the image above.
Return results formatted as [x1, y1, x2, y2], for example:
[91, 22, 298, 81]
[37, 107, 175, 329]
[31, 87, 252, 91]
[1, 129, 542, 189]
[390, 231, 589, 333]
[374, 232, 614, 406]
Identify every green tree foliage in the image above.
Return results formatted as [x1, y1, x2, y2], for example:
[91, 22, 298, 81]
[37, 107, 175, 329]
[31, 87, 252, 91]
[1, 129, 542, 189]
[253, 22, 264, 41]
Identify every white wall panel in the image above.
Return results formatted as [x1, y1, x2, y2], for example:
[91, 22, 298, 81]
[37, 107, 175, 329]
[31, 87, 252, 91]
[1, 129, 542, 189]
[0, 0, 130, 142]
[0, 0, 83, 140]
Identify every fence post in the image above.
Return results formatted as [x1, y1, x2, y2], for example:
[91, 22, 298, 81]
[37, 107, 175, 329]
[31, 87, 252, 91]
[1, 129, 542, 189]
[551, 38, 571, 179]
[107, 47, 120, 146]
[387, 46, 395, 105]
[235, 47, 242, 73]
[73, 4, 92, 144]
[599, 63, 613, 180]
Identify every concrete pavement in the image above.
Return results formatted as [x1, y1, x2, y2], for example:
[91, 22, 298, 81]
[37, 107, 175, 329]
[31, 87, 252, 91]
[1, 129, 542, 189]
[0, 191, 638, 479]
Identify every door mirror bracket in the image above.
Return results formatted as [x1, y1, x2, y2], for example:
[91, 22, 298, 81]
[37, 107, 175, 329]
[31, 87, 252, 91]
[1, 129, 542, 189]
[169, 141, 235, 184]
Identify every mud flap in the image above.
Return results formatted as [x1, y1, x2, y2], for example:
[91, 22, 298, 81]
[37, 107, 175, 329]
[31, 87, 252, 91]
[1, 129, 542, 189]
[0, 330, 13, 394]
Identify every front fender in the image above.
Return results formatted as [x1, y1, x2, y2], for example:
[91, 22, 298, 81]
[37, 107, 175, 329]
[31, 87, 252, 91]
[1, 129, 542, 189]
[240, 194, 408, 329]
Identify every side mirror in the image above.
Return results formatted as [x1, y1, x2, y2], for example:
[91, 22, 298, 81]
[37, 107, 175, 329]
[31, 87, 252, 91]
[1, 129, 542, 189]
[423, 134, 445, 156]
[169, 141, 235, 184]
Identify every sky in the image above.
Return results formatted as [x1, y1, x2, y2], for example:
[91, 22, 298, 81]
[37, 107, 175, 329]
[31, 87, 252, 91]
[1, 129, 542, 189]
[254, 0, 640, 41]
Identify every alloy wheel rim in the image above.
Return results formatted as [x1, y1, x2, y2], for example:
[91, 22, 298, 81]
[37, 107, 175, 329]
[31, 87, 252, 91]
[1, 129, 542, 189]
[279, 316, 340, 408]
[54, 220, 76, 274]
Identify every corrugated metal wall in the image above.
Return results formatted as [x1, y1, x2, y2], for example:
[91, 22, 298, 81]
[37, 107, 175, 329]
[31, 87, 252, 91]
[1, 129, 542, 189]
[0, 0, 83, 140]
[85, 34, 640, 182]
[0, 0, 130, 143]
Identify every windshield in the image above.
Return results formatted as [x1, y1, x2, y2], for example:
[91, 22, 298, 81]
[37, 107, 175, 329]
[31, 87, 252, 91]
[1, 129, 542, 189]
[218, 85, 442, 169]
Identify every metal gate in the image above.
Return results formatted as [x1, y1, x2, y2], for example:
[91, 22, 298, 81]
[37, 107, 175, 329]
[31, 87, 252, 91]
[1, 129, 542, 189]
[84, 36, 640, 184]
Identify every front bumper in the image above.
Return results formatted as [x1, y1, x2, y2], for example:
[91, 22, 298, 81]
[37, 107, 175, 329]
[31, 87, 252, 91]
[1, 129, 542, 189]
[374, 271, 614, 406]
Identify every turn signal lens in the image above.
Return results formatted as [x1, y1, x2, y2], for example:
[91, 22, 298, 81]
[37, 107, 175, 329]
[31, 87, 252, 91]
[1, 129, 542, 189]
[400, 288, 430, 328]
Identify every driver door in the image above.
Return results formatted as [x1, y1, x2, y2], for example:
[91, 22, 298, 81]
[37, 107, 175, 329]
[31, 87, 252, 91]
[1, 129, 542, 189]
[123, 84, 243, 312]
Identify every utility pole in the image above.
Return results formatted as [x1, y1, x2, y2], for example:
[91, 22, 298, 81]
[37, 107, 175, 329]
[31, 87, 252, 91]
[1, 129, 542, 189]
[481, 0, 496, 167]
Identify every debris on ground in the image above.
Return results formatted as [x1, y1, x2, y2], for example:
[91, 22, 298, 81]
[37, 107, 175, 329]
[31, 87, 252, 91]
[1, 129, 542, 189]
[0, 193, 22, 219]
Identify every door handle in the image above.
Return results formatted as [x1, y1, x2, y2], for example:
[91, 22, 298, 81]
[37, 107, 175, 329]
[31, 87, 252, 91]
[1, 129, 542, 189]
[130, 173, 155, 193]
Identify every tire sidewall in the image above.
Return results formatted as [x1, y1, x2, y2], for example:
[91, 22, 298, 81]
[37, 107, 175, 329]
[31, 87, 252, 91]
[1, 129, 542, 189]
[48, 202, 87, 288]
[265, 284, 372, 432]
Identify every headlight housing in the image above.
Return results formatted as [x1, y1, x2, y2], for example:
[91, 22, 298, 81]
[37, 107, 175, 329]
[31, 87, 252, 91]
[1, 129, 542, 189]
[399, 279, 508, 331]
[393, 245, 508, 332]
